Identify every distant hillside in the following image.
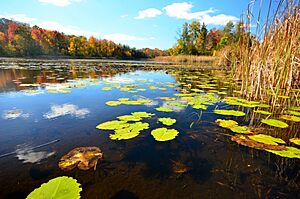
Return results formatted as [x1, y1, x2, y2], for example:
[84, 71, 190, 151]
[0, 18, 167, 59]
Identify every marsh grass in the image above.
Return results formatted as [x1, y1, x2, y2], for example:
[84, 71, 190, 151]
[231, 0, 300, 109]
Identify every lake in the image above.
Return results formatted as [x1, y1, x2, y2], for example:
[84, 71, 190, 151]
[0, 59, 299, 199]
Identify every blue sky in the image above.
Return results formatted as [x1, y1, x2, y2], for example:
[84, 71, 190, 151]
[0, 0, 267, 49]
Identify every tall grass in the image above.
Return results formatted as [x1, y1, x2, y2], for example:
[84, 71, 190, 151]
[232, 0, 300, 109]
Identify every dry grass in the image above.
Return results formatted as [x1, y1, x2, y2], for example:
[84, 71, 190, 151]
[231, 0, 300, 108]
[153, 55, 217, 64]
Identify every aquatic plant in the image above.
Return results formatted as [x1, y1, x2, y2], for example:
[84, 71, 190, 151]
[26, 176, 82, 199]
[110, 122, 150, 140]
[158, 118, 177, 126]
[96, 120, 129, 130]
[214, 109, 245, 117]
[59, 147, 103, 171]
[261, 119, 289, 128]
[151, 128, 179, 141]
[155, 107, 173, 112]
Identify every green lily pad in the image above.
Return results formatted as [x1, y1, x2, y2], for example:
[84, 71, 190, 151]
[106, 101, 122, 106]
[290, 138, 300, 145]
[288, 111, 300, 116]
[96, 120, 129, 130]
[192, 104, 207, 110]
[261, 119, 289, 128]
[214, 109, 245, 117]
[110, 122, 149, 140]
[266, 147, 300, 159]
[230, 126, 251, 134]
[151, 128, 179, 141]
[158, 118, 176, 126]
[280, 115, 300, 122]
[254, 110, 272, 115]
[216, 119, 238, 129]
[131, 112, 155, 118]
[168, 102, 187, 107]
[117, 115, 142, 122]
[102, 87, 112, 91]
[158, 97, 176, 101]
[26, 176, 82, 199]
[248, 134, 286, 145]
[118, 98, 129, 102]
[155, 107, 173, 112]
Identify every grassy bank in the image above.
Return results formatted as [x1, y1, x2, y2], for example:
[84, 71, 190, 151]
[225, 0, 300, 109]
[153, 55, 217, 65]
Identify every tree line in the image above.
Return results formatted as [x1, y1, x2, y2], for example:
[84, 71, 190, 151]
[0, 18, 167, 58]
[169, 21, 241, 56]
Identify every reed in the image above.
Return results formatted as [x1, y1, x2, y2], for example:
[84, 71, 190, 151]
[231, 0, 300, 109]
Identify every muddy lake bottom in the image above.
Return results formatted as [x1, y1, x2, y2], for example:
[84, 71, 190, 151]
[0, 59, 299, 199]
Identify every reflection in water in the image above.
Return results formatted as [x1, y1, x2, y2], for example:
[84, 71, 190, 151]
[43, 104, 90, 119]
[0, 59, 299, 198]
[15, 144, 55, 164]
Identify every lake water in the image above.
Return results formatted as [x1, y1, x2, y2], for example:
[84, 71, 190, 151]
[0, 59, 299, 199]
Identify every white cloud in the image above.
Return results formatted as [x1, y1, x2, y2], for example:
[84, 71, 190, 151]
[135, 8, 162, 19]
[0, 14, 36, 23]
[202, 14, 239, 26]
[43, 104, 90, 119]
[163, 2, 215, 20]
[120, 14, 129, 18]
[38, 21, 99, 37]
[103, 33, 155, 42]
[38, 0, 83, 7]
[162, 2, 238, 25]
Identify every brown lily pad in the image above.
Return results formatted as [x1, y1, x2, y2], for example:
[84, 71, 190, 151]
[231, 135, 286, 151]
[171, 160, 190, 174]
[59, 147, 103, 171]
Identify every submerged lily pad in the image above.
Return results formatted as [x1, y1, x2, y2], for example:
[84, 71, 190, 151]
[261, 119, 289, 128]
[151, 128, 179, 141]
[248, 134, 286, 145]
[280, 115, 300, 122]
[26, 176, 82, 199]
[266, 147, 300, 159]
[214, 109, 245, 117]
[155, 107, 173, 112]
[96, 120, 129, 130]
[290, 138, 300, 145]
[59, 147, 103, 171]
[158, 118, 176, 126]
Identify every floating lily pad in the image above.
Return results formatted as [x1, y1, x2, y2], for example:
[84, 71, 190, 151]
[106, 101, 122, 106]
[59, 147, 103, 171]
[158, 97, 176, 101]
[214, 109, 245, 117]
[192, 104, 207, 110]
[280, 115, 300, 122]
[231, 135, 287, 151]
[158, 118, 176, 126]
[287, 111, 300, 116]
[230, 126, 251, 134]
[216, 119, 238, 129]
[96, 120, 129, 130]
[266, 147, 300, 159]
[131, 112, 155, 118]
[26, 176, 82, 199]
[290, 138, 300, 145]
[155, 107, 173, 112]
[248, 134, 286, 145]
[117, 115, 142, 122]
[102, 87, 112, 91]
[261, 119, 289, 128]
[151, 128, 179, 141]
[254, 110, 272, 115]
[110, 122, 149, 140]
